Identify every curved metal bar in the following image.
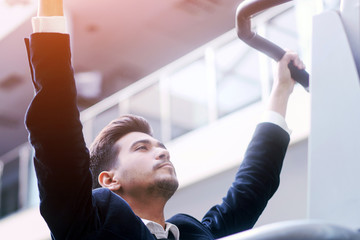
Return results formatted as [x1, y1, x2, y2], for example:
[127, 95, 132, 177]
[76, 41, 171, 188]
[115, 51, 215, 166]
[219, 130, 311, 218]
[236, 0, 291, 61]
[236, 0, 310, 91]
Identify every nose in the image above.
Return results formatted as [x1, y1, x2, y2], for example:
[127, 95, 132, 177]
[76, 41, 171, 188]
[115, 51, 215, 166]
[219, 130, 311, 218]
[155, 148, 170, 161]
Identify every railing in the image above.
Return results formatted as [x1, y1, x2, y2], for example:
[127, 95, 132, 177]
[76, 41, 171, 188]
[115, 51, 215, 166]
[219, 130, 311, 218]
[0, 143, 34, 218]
[79, 29, 262, 146]
[0, 3, 296, 219]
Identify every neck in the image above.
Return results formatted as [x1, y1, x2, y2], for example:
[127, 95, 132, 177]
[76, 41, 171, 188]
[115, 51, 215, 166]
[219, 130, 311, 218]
[121, 193, 168, 228]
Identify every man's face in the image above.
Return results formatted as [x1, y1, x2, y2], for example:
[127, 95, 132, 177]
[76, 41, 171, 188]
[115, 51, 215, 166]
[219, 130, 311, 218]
[112, 131, 178, 199]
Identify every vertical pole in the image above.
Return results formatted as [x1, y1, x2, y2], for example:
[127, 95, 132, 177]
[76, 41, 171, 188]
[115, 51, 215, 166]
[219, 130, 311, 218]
[205, 47, 218, 123]
[0, 160, 3, 212]
[160, 75, 172, 142]
[18, 145, 31, 209]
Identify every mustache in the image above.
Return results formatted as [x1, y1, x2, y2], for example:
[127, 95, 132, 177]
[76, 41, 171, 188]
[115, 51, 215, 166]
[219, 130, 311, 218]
[153, 161, 174, 170]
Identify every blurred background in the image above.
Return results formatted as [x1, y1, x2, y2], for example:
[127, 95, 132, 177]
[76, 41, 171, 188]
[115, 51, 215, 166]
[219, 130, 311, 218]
[2, 0, 356, 239]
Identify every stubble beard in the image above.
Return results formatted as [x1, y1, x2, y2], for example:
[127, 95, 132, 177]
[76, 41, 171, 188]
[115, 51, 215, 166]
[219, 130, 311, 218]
[151, 176, 179, 200]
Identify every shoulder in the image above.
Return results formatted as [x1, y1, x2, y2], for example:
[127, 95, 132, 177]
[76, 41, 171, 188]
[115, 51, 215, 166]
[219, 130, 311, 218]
[168, 214, 214, 239]
[91, 188, 152, 238]
[92, 188, 132, 211]
[92, 188, 143, 221]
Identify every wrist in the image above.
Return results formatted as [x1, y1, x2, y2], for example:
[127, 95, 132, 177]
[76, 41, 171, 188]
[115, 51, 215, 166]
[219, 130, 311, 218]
[267, 88, 291, 118]
[271, 82, 294, 98]
[38, 0, 64, 17]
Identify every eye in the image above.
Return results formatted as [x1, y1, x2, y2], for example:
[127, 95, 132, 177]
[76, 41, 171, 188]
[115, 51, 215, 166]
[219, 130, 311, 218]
[135, 145, 148, 151]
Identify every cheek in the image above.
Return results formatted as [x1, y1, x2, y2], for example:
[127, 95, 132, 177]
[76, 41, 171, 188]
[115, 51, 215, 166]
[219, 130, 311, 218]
[119, 156, 154, 177]
[117, 150, 156, 173]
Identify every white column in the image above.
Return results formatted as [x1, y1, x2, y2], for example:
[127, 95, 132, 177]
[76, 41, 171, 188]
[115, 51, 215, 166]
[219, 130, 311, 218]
[308, 7, 360, 229]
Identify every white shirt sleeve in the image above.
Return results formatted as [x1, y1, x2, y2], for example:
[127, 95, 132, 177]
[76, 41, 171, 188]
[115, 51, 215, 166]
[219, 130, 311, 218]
[32, 16, 67, 33]
[261, 110, 292, 135]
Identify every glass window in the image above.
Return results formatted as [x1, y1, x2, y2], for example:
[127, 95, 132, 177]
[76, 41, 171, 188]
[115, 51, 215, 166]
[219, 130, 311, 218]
[27, 148, 39, 208]
[128, 83, 162, 141]
[169, 59, 209, 139]
[92, 105, 121, 139]
[0, 157, 19, 218]
[216, 40, 262, 117]
[266, 8, 299, 54]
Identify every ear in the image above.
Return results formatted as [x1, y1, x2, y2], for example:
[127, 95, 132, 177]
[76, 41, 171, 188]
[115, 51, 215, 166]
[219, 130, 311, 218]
[98, 170, 121, 191]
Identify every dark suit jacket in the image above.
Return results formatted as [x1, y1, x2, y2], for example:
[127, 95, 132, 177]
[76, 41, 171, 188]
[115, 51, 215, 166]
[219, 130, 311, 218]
[25, 33, 290, 240]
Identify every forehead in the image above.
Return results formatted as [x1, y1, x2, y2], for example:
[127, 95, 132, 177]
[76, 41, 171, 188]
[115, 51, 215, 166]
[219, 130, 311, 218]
[115, 131, 157, 148]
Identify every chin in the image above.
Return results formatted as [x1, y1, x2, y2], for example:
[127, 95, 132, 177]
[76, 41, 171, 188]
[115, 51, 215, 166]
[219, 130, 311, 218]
[155, 176, 179, 199]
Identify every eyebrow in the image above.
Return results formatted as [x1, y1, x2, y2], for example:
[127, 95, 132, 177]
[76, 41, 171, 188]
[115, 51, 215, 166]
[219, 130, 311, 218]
[130, 139, 167, 150]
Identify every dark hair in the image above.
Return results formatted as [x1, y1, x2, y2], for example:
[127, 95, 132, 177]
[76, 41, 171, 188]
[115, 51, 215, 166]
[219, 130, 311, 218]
[89, 114, 152, 189]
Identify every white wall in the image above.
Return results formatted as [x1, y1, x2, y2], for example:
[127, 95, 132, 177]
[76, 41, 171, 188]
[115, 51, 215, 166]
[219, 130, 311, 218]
[165, 139, 309, 226]
[308, 6, 360, 229]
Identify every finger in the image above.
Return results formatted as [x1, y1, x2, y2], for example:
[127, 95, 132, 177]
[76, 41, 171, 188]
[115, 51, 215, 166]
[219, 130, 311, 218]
[280, 51, 298, 64]
[282, 52, 305, 69]
[293, 56, 301, 68]
[294, 57, 306, 69]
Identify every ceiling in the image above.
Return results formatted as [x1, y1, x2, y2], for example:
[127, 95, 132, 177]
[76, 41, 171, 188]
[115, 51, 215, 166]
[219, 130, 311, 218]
[0, 0, 243, 156]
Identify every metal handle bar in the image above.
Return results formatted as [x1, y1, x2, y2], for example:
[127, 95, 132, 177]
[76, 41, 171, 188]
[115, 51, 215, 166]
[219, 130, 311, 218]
[236, 0, 310, 91]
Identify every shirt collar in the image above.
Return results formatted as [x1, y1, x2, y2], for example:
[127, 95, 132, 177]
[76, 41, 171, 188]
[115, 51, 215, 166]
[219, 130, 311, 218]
[142, 218, 180, 240]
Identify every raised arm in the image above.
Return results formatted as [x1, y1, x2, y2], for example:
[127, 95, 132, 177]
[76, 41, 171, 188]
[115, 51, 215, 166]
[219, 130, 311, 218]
[201, 52, 305, 238]
[25, 0, 97, 238]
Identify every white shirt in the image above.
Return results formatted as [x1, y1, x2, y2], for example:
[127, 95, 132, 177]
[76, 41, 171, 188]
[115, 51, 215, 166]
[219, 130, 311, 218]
[32, 16, 67, 34]
[142, 219, 180, 240]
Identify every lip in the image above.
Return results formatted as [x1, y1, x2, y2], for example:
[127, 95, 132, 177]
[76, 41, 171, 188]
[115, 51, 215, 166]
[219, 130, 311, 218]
[157, 162, 173, 169]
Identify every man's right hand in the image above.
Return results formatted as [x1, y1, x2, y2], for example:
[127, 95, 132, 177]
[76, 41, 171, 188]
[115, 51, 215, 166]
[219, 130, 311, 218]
[38, 0, 64, 17]
[267, 51, 306, 118]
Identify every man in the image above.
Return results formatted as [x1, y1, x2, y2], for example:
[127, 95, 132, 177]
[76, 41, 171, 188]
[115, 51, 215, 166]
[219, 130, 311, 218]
[25, 0, 305, 239]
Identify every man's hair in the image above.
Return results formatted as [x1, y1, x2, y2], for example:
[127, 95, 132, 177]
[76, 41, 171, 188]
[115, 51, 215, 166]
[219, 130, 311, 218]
[89, 114, 153, 189]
